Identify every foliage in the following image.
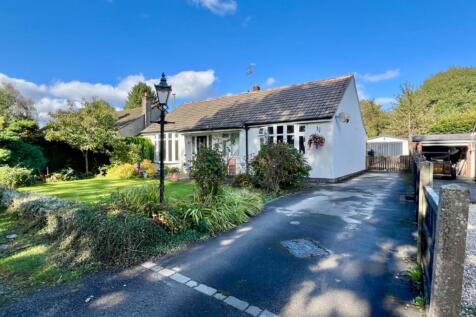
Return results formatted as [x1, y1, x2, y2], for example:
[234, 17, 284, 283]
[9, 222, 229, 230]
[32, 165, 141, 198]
[108, 183, 161, 217]
[251, 143, 310, 193]
[106, 163, 137, 179]
[411, 296, 425, 309]
[384, 67, 476, 137]
[189, 148, 227, 199]
[0, 166, 33, 189]
[110, 136, 154, 165]
[169, 167, 180, 174]
[417, 67, 476, 116]
[232, 174, 254, 188]
[124, 82, 156, 110]
[406, 265, 423, 284]
[177, 187, 264, 235]
[307, 133, 326, 148]
[45, 207, 167, 267]
[0, 83, 36, 121]
[45, 167, 78, 183]
[1, 140, 47, 173]
[45, 99, 118, 174]
[140, 159, 156, 177]
[126, 136, 154, 161]
[0, 119, 47, 173]
[359, 100, 390, 137]
[386, 84, 432, 138]
[429, 109, 476, 134]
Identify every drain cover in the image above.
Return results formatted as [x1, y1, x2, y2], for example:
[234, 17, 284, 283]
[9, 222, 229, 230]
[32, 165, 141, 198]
[281, 239, 330, 258]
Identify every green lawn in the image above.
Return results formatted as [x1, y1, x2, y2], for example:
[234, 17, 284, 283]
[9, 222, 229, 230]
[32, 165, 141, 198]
[19, 177, 194, 203]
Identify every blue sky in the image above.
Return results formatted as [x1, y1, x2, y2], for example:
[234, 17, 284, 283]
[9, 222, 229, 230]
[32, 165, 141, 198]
[0, 0, 475, 120]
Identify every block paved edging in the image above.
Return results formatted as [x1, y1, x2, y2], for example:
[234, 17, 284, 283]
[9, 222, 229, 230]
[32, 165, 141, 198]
[141, 261, 279, 317]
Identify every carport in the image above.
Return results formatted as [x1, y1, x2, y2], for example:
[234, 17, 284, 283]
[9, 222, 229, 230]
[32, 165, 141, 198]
[412, 133, 476, 179]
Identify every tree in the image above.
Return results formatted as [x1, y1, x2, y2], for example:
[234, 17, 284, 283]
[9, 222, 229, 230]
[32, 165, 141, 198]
[0, 119, 47, 173]
[0, 83, 36, 121]
[45, 99, 118, 174]
[417, 67, 476, 116]
[386, 84, 432, 139]
[359, 99, 390, 138]
[124, 82, 156, 110]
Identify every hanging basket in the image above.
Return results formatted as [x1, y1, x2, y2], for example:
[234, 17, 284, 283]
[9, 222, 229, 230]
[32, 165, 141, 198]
[308, 134, 325, 149]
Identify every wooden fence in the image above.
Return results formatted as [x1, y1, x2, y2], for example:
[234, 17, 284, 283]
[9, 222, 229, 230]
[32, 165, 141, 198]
[366, 155, 410, 172]
[415, 159, 470, 317]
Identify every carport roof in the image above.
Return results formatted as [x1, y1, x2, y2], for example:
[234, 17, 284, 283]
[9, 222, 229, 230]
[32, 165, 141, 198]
[412, 133, 475, 145]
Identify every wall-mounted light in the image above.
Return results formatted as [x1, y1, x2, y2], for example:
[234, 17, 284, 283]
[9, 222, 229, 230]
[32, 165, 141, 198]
[337, 112, 350, 123]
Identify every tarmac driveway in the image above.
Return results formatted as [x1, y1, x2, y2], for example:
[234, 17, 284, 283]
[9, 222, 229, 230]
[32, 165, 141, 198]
[1, 173, 420, 317]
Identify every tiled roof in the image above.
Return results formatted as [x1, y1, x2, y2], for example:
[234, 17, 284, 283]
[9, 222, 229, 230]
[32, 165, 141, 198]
[115, 107, 143, 128]
[141, 74, 353, 133]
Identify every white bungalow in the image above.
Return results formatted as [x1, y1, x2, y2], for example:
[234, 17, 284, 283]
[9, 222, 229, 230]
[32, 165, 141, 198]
[117, 74, 367, 182]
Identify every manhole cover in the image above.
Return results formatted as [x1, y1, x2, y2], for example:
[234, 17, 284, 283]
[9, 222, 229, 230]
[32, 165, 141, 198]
[280, 239, 330, 258]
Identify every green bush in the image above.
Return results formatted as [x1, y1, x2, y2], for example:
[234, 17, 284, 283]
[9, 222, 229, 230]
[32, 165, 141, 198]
[251, 143, 310, 193]
[46, 207, 167, 267]
[140, 159, 156, 178]
[0, 165, 33, 189]
[46, 167, 78, 183]
[189, 148, 227, 199]
[232, 174, 254, 188]
[2, 141, 47, 173]
[0, 188, 167, 267]
[108, 183, 160, 217]
[106, 163, 137, 179]
[177, 187, 264, 234]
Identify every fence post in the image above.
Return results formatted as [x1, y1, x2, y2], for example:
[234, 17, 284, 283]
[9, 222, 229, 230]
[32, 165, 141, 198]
[428, 184, 469, 317]
[417, 161, 433, 263]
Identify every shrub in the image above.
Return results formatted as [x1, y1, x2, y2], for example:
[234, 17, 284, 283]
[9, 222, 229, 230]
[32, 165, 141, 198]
[232, 174, 254, 188]
[3, 141, 48, 173]
[46, 167, 78, 183]
[46, 207, 167, 267]
[140, 159, 156, 178]
[177, 187, 264, 234]
[0, 165, 33, 189]
[108, 183, 160, 217]
[251, 143, 310, 193]
[189, 148, 227, 199]
[106, 163, 137, 179]
[0, 188, 167, 267]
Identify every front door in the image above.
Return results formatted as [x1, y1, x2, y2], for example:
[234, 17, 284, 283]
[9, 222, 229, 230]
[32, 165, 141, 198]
[197, 136, 207, 153]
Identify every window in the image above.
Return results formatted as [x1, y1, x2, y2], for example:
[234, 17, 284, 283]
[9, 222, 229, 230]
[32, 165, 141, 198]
[299, 136, 306, 154]
[268, 126, 274, 135]
[287, 125, 294, 134]
[299, 125, 306, 132]
[156, 133, 180, 162]
[267, 136, 274, 144]
[168, 139, 172, 161]
[287, 135, 295, 145]
[277, 135, 283, 143]
[277, 125, 283, 134]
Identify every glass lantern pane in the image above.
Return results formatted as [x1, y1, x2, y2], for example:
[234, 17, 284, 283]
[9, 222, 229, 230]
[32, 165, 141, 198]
[157, 90, 170, 104]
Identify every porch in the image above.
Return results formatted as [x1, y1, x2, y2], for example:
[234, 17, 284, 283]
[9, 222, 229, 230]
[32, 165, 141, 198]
[183, 130, 242, 175]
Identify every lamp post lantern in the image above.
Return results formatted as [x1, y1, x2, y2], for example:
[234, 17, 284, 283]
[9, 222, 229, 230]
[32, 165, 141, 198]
[154, 73, 172, 203]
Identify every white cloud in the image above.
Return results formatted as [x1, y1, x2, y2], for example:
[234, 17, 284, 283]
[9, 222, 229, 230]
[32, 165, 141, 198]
[191, 0, 237, 15]
[264, 77, 276, 87]
[374, 97, 396, 106]
[355, 83, 368, 100]
[0, 70, 217, 123]
[358, 69, 400, 83]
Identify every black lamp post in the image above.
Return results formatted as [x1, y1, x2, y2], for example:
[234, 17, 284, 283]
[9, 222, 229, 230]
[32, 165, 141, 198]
[154, 73, 172, 203]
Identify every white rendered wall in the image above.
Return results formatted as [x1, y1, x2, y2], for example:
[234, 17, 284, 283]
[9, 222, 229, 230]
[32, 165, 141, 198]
[331, 78, 367, 178]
